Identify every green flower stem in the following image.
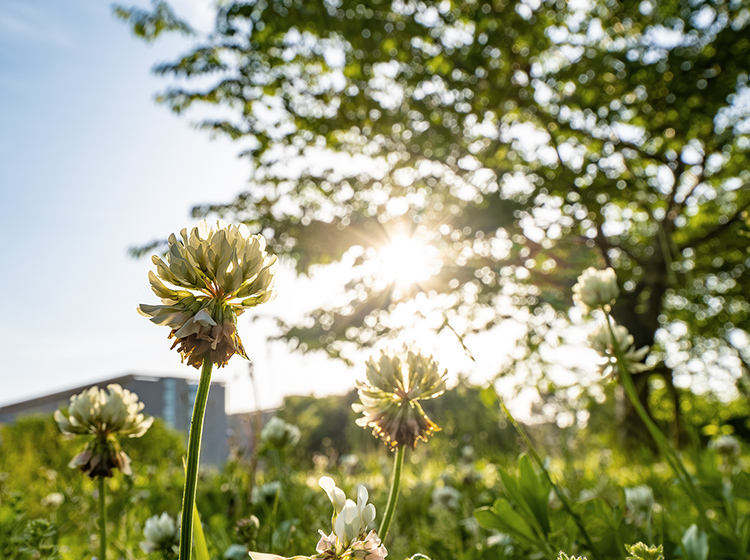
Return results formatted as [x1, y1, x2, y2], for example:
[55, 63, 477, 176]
[98, 476, 107, 560]
[179, 359, 214, 560]
[379, 445, 405, 541]
[497, 397, 600, 560]
[603, 311, 709, 528]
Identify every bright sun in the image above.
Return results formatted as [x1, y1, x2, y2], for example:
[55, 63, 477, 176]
[377, 235, 441, 288]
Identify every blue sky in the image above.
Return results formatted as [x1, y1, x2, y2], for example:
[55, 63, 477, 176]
[0, 0, 363, 412]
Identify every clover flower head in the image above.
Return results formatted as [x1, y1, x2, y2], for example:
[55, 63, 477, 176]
[624, 485, 654, 524]
[353, 348, 447, 450]
[625, 542, 664, 560]
[710, 434, 741, 458]
[710, 434, 741, 472]
[235, 515, 261, 545]
[140, 512, 179, 554]
[138, 220, 277, 368]
[261, 417, 301, 449]
[558, 554, 588, 560]
[251, 481, 282, 505]
[588, 322, 650, 375]
[41, 492, 65, 509]
[54, 384, 153, 478]
[248, 477, 386, 560]
[316, 477, 384, 559]
[573, 267, 619, 312]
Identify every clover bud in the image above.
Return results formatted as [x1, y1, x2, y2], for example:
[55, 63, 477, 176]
[261, 417, 301, 449]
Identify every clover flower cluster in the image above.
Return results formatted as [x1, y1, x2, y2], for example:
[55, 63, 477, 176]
[588, 322, 650, 375]
[315, 477, 385, 560]
[572, 267, 650, 375]
[140, 512, 179, 555]
[139, 220, 277, 368]
[261, 417, 301, 449]
[55, 384, 153, 478]
[249, 477, 386, 560]
[573, 267, 619, 312]
[353, 349, 447, 450]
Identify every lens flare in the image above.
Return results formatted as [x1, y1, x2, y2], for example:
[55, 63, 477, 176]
[377, 235, 440, 288]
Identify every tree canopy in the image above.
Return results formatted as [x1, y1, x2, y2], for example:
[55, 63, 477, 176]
[118, 0, 750, 414]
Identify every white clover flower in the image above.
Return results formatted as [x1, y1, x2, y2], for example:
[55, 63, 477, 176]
[141, 512, 179, 554]
[54, 384, 153, 478]
[251, 481, 282, 505]
[573, 267, 619, 312]
[588, 322, 650, 375]
[710, 434, 741, 458]
[316, 477, 384, 559]
[710, 434, 741, 471]
[139, 220, 277, 368]
[261, 417, 301, 449]
[624, 485, 654, 524]
[249, 477, 386, 560]
[353, 348, 447, 450]
[41, 492, 65, 509]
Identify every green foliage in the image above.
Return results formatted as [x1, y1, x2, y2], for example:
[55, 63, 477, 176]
[1, 392, 750, 559]
[117, 0, 750, 421]
[113, 1, 193, 42]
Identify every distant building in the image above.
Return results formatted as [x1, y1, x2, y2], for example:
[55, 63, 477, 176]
[0, 374, 229, 465]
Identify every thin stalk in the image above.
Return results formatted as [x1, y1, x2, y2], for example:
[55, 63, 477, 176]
[179, 359, 214, 560]
[603, 311, 709, 528]
[498, 398, 602, 560]
[378, 445, 405, 541]
[99, 476, 107, 560]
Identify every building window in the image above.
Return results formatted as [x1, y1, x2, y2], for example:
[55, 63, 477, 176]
[187, 382, 199, 426]
[163, 378, 177, 429]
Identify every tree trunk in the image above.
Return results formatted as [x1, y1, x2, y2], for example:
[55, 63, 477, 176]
[609, 231, 682, 447]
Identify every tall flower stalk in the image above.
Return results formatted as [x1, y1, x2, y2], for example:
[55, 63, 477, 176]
[378, 445, 405, 540]
[353, 348, 447, 541]
[574, 267, 709, 528]
[139, 220, 277, 560]
[180, 359, 213, 558]
[55, 384, 153, 559]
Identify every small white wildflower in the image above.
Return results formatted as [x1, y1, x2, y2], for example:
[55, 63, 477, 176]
[251, 481, 282, 505]
[41, 492, 65, 509]
[625, 485, 654, 524]
[140, 512, 178, 554]
[588, 322, 650, 375]
[261, 417, 301, 449]
[573, 267, 619, 312]
[710, 434, 740, 458]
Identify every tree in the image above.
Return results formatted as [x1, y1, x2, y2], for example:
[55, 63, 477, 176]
[117, 0, 750, 440]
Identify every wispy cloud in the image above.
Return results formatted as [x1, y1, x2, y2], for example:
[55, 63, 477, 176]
[0, 2, 71, 47]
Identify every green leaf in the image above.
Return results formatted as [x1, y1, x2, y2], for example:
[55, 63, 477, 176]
[681, 525, 708, 560]
[474, 499, 538, 546]
[192, 502, 210, 560]
[517, 455, 551, 536]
